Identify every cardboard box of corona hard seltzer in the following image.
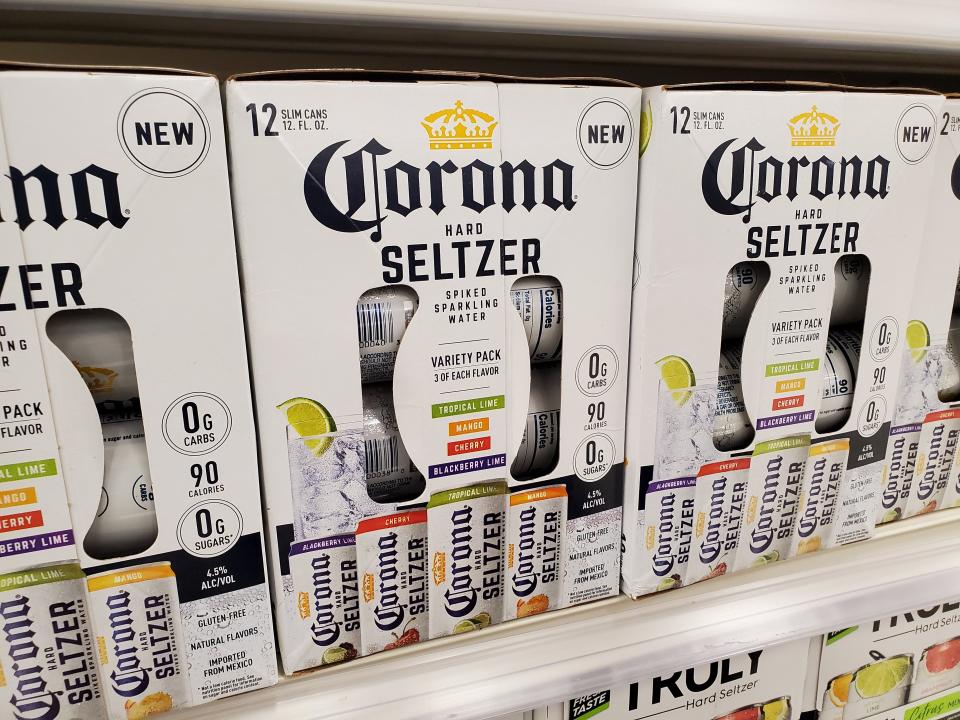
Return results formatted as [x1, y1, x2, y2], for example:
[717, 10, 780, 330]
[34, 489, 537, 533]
[554, 638, 809, 720]
[877, 96, 960, 526]
[0, 64, 277, 718]
[623, 84, 942, 597]
[226, 71, 639, 672]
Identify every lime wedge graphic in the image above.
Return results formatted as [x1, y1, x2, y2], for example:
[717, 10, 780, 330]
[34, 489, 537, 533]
[639, 101, 653, 157]
[657, 575, 680, 591]
[752, 550, 780, 567]
[763, 698, 789, 720]
[277, 397, 336, 456]
[453, 620, 477, 634]
[906, 319, 930, 363]
[855, 656, 910, 698]
[656, 355, 695, 406]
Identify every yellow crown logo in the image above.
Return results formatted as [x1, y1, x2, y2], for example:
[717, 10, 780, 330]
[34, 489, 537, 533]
[76, 364, 118, 394]
[421, 100, 497, 150]
[788, 106, 840, 147]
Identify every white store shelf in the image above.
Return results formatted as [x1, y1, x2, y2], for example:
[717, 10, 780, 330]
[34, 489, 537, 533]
[176, 509, 960, 720]
[3, 0, 960, 81]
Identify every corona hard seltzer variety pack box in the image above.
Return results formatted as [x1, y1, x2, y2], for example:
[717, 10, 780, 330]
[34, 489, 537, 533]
[622, 84, 942, 597]
[878, 96, 960, 525]
[553, 638, 809, 720]
[815, 600, 960, 720]
[0, 64, 276, 718]
[226, 71, 639, 672]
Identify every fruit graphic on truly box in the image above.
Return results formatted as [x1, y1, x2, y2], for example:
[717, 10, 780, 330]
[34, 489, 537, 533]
[623, 84, 942, 598]
[910, 637, 960, 701]
[815, 600, 960, 720]
[560, 638, 809, 720]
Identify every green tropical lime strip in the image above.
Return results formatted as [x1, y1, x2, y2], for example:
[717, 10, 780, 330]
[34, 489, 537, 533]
[639, 101, 653, 157]
[906, 319, 930, 363]
[855, 656, 911, 698]
[763, 698, 789, 720]
[277, 397, 336, 456]
[656, 355, 695, 406]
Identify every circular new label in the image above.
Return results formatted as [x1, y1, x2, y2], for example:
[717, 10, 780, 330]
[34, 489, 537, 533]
[118, 88, 211, 177]
[895, 103, 936, 165]
[177, 500, 243, 557]
[574, 433, 616, 481]
[577, 98, 635, 169]
[162, 392, 232, 456]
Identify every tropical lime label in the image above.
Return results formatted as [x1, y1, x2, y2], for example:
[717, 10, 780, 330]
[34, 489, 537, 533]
[427, 482, 506, 638]
[733, 434, 810, 571]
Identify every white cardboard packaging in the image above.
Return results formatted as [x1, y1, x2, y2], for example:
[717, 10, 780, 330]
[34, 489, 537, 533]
[558, 638, 810, 720]
[623, 84, 943, 598]
[878, 96, 960, 524]
[814, 600, 960, 720]
[225, 71, 640, 672]
[0, 63, 277, 714]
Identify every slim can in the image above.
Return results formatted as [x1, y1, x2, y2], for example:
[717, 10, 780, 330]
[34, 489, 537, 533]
[831, 255, 870, 326]
[788, 438, 848, 557]
[940, 314, 960, 401]
[427, 481, 506, 638]
[511, 277, 563, 363]
[877, 423, 922, 524]
[909, 637, 960, 701]
[512, 364, 561, 479]
[0, 562, 104, 720]
[288, 535, 361, 667]
[733, 435, 809, 571]
[357, 286, 418, 384]
[686, 457, 750, 584]
[721, 262, 768, 340]
[504, 485, 566, 620]
[86, 561, 190, 720]
[904, 408, 960, 518]
[45, 308, 140, 404]
[356, 510, 429, 655]
[362, 383, 425, 503]
[816, 328, 860, 434]
[714, 346, 753, 451]
[85, 417, 157, 560]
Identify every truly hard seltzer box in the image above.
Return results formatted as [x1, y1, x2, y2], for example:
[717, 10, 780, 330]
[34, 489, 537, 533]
[623, 84, 943, 597]
[556, 638, 809, 720]
[226, 71, 640, 671]
[0, 64, 277, 714]
[878, 97, 960, 524]
[814, 600, 960, 720]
